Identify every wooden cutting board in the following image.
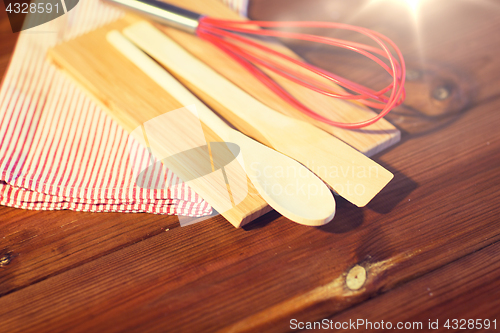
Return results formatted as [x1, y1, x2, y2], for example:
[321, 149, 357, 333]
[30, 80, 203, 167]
[48, 17, 272, 228]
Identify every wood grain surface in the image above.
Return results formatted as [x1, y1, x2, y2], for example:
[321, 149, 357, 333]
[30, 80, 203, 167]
[1, 0, 499, 332]
[323, 241, 500, 332]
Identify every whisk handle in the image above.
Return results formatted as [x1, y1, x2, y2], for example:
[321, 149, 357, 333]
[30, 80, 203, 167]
[105, 0, 202, 34]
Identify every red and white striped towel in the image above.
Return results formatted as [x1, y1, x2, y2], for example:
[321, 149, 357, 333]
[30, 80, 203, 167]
[221, 0, 249, 17]
[0, 0, 212, 216]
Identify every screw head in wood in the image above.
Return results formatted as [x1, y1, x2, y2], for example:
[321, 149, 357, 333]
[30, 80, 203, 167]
[432, 86, 451, 100]
[346, 265, 366, 291]
[0, 253, 12, 267]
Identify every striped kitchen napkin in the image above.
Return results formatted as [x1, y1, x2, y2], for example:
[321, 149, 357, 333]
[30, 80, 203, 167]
[0, 0, 212, 216]
[221, 0, 249, 17]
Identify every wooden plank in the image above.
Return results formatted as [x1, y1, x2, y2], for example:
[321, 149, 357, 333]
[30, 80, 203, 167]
[1, 0, 500, 331]
[0, 206, 188, 297]
[0, 104, 499, 330]
[48, 18, 271, 228]
[0, 145, 499, 332]
[131, 0, 401, 156]
[324, 241, 500, 332]
[212, 92, 500, 330]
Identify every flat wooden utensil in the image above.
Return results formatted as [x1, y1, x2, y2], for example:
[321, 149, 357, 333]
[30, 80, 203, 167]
[123, 21, 394, 207]
[107, 30, 336, 226]
[48, 18, 272, 228]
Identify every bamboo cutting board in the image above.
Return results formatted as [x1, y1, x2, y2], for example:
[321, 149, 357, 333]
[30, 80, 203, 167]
[48, 17, 272, 228]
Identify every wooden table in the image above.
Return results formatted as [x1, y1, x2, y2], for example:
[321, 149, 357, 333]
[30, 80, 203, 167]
[1, 0, 499, 331]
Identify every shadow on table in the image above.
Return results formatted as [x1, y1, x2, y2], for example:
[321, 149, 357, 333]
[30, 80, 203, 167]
[367, 166, 417, 215]
[242, 210, 282, 231]
[317, 196, 364, 234]
[244, 166, 417, 232]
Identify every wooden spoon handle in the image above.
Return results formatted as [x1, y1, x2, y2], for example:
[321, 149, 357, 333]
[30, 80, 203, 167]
[123, 21, 293, 138]
[106, 30, 233, 140]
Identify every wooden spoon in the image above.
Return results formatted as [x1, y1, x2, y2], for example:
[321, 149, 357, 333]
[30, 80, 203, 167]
[107, 30, 335, 226]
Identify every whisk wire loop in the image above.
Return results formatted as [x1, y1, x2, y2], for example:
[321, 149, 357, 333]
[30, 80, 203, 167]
[197, 17, 406, 129]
